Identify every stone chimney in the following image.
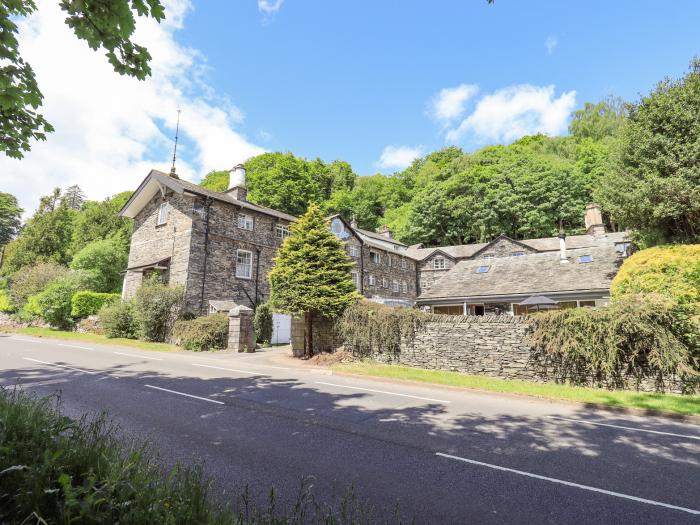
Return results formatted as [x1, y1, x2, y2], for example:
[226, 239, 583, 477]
[380, 224, 393, 239]
[558, 230, 569, 264]
[350, 216, 358, 229]
[227, 164, 247, 201]
[584, 204, 605, 235]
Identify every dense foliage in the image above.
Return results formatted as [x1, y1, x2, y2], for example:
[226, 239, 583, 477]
[70, 239, 128, 293]
[70, 291, 119, 319]
[28, 274, 87, 329]
[253, 302, 273, 344]
[172, 313, 229, 351]
[132, 278, 184, 342]
[7, 262, 68, 310]
[596, 59, 700, 244]
[528, 296, 698, 392]
[99, 301, 138, 339]
[0, 192, 23, 247]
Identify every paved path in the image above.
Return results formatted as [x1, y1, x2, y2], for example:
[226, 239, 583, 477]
[1, 334, 698, 524]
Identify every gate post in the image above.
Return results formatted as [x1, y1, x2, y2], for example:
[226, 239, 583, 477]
[228, 305, 255, 352]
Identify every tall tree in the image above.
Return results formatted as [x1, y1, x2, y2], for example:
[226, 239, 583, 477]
[596, 59, 700, 244]
[1, 0, 165, 159]
[0, 192, 23, 246]
[568, 97, 627, 142]
[62, 185, 86, 210]
[269, 203, 358, 357]
[71, 191, 133, 254]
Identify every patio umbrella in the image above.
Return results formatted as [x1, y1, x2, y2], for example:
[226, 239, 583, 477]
[517, 295, 558, 312]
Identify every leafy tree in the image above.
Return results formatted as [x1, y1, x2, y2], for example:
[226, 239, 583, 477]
[70, 239, 128, 293]
[62, 184, 86, 210]
[269, 203, 358, 357]
[1, 1, 165, 159]
[71, 192, 133, 254]
[569, 97, 627, 142]
[199, 170, 229, 192]
[8, 261, 68, 309]
[596, 59, 700, 244]
[29, 272, 87, 329]
[0, 192, 23, 246]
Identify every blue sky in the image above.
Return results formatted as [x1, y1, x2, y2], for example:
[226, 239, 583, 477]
[2, 0, 699, 213]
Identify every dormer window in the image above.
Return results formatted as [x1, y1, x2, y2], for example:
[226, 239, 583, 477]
[433, 256, 446, 270]
[578, 255, 593, 263]
[156, 202, 169, 226]
[238, 213, 254, 231]
[476, 265, 490, 273]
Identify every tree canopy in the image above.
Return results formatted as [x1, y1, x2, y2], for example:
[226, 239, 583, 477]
[0, 192, 23, 247]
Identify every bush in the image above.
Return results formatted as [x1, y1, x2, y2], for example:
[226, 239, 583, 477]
[99, 300, 137, 339]
[71, 291, 120, 318]
[132, 278, 184, 342]
[70, 239, 128, 293]
[254, 302, 273, 344]
[528, 295, 699, 391]
[7, 262, 68, 309]
[172, 313, 229, 351]
[29, 275, 85, 329]
[0, 289, 14, 313]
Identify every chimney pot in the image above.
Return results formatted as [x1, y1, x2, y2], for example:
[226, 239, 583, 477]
[559, 231, 569, 264]
[380, 224, 393, 239]
[227, 164, 247, 201]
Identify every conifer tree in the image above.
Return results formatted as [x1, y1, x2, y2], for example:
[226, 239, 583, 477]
[269, 203, 359, 357]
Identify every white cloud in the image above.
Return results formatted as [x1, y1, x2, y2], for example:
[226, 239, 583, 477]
[445, 84, 576, 144]
[545, 35, 558, 55]
[258, 0, 284, 14]
[428, 84, 478, 122]
[0, 0, 264, 216]
[376, 145, 424, 171]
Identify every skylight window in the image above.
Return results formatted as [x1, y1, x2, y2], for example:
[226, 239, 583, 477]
[476, 265, 490, 273]
[578, 255, 593, 263]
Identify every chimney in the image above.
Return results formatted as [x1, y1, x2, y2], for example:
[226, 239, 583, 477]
[380, 224, 393, 239]
[350, 216, 358, 229]
[226, 164, 247, 201]
[584, 204, 605, 236]
[559, 230, 569, 264]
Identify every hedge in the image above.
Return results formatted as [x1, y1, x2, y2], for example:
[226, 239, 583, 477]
[172, 313, 229, 351]
[70, 291, 120, 318]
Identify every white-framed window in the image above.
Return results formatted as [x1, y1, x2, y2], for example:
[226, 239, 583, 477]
[236, 250, 253, 279]
[348, 244, 360, 257]
[369, 274, 376, 286]
[275, 224, 290, 239]
[420, 279, 430, 291]
[401, 258, 407, 269]
[157, 202, 169, 226]
[382, 277, 388, 288]
[351, 270, 360, 288]
[238, 213, 254, 231]
[401, 281, 408, 293]
[370, 251, 381, 264]
[392, 280, 399, 292]
[387, 255, 392, 267]
[433, 256, 446, 270]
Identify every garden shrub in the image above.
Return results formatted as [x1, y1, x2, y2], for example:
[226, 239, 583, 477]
[99, 300, 137, 339]
[132, 278, 184, 342]
[70, 291, 119, 318]
[70, 239, 128, 293]
[28, 274, 85, 329]
[254, 302, 273, 344]
[7, 262, 68, 309]
[336, 300, 430, 358]
[0, 289, 14, 313]
[528, 295, 699, 391]
[172, 313, 229, 351]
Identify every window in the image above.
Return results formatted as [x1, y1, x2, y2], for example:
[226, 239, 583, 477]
[483, 254, 495, 260]
[511, 251, 525, 257]
[392, 280, 399, 292]
[433, 256, 446, 270]
[369, 274, 376, 286]
[348, 244, 360, 257]
[370, 251, 381, 264]
[401, 258, 407, 269]
[387, 255, 392, 267]
[382, 277, 388, 288]
[156, 202, 169, 226]
[401, 281, 408, 293]
[420, 279, 430, 291]
[578, 255, 593, 263]
[579, 300, 596, 308]
[351, 271, 360, 288]
[476, 265, 490, 273]
[275, 224, 290, 239]
[192, 201, 206, 219]
[238, 213, 253, 231]
[235, 250, 253, 279]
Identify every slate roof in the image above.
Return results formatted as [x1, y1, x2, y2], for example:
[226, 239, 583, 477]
[418, 245, 623, 302]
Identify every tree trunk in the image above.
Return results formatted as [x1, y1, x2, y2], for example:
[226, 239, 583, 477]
[304, 311, 313, 358]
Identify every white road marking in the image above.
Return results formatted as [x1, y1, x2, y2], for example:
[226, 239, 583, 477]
[114, 351, 164, 361]
[436, 452, 700, 516]
[11, 337, 47, 344]
[315, 381, 450, 404]
[144, 384, 225, 405]
[23, 357, 99, 375]
[546, 416, 700, 441]
[57, 343, 93, 350]
[192, 363, 264, 375]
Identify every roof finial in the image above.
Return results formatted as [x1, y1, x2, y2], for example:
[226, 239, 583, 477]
[170, 109, 181, 179]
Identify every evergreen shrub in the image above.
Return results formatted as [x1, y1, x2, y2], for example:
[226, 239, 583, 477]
[254, 302, 273, 344]
[172, 313, 229, 351]
[132, 278, 184, 342]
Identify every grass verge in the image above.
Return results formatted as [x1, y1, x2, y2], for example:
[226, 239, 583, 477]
[333, 362, 700, 417]
[0, 326, 179, 352]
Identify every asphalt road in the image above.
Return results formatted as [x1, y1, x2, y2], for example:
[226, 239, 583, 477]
[1, 333, 699, 524]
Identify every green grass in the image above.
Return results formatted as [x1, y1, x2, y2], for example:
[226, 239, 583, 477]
[0, 326, 179, 352]
[333, 362, 700, 417]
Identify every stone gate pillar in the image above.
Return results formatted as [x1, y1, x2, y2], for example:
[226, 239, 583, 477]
[228, 305, 255, 352]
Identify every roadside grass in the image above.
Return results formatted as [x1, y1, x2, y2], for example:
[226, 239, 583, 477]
[0, 388, 400, 524]
[0, 326, 179, 352]
[333, 362, 700, 417]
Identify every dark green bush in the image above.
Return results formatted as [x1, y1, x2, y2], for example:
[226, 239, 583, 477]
[98, 300, 137, 339]
[172, 313, 229, 351]
[254, 302, 273, 344]
[132, 278, 184, 342]
[70, 291, 119, 318]
[528, 295, 699, 390]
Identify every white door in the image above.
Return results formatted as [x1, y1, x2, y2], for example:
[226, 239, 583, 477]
[271, 313, 291, 344]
